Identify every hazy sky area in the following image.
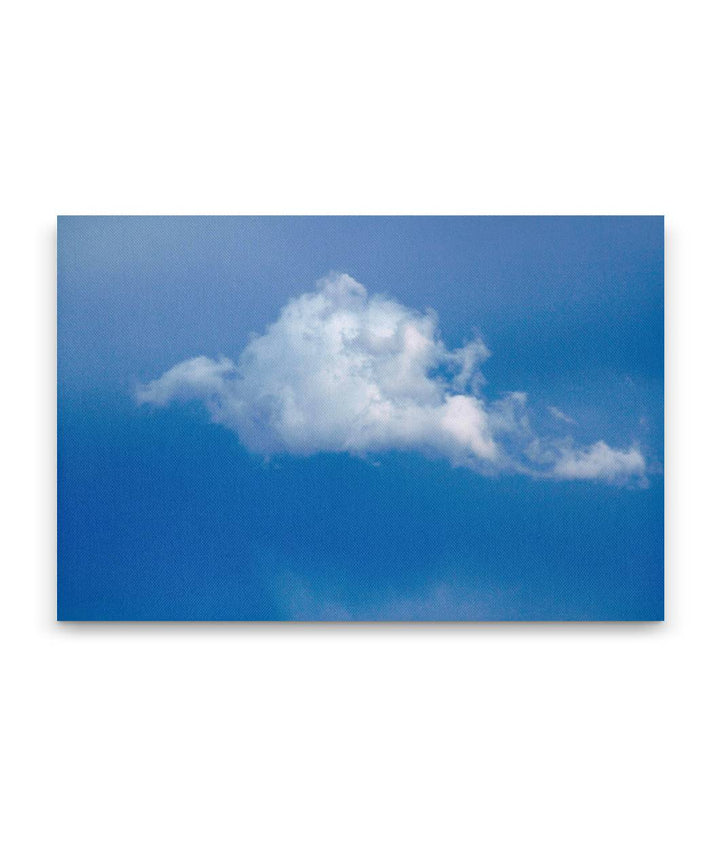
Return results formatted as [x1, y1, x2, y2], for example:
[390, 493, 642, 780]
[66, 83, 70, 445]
[58, 216, 663, 619]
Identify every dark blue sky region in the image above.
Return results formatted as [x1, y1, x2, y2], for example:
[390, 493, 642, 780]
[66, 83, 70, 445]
[58, 216, 663, 620]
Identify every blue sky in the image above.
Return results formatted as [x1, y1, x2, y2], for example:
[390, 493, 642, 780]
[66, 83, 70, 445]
[58, 216, 663, 620]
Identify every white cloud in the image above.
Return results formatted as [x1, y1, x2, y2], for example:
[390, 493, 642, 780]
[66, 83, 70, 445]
[136, 273, 647, 485]
[277, 575, 495, 621]
[548, 405, 577, 425]
[552, 441, 647, 485]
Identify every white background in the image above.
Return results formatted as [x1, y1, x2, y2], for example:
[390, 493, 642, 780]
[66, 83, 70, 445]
[2, 2, 717, 854]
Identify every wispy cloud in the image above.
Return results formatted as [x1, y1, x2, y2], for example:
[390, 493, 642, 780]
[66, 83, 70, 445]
[547, 405, 577, 425]
[275, 572, 498, 621]
[137, 273, 647, 485]
[552, 441, 647, 484]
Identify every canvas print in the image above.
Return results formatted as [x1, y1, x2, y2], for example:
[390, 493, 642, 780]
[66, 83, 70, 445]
[58, 216, 664, 620]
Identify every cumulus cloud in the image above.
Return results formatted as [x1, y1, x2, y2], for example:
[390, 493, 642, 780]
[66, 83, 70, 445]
[136, 273, 647, 485]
